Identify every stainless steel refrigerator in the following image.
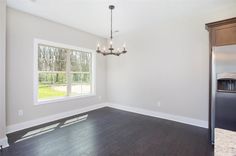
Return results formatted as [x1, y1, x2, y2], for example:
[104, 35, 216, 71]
[211, 45, 236, 145]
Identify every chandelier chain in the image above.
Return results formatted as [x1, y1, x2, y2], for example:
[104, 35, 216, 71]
[111, 7, 113, 40]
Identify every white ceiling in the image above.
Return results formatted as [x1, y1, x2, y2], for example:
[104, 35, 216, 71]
[7, 0, 236, 38]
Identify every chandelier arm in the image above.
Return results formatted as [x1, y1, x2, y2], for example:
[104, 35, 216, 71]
[99, 51, 124, 56]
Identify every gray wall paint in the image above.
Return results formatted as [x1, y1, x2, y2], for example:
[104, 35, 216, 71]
[0, 0, 7, 139]
[6, 8, 107, 126]
[5, 4, 236, 128]
[107, 6, 236, 122]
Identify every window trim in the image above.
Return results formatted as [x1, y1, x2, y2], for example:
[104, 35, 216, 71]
[33, 38, 96, 105]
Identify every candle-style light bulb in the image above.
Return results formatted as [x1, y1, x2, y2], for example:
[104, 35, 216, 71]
[123, 43, 126, 49]
[103, 46, 106, 52]
[110, 40, 113, 47]
[97, 43, 100, 50]
[117, 48, 120, 52]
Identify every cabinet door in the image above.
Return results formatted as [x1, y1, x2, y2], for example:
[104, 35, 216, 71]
[213, 23, 236, 46]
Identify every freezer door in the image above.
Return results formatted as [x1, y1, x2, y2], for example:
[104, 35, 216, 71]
[215, 92, 236, 131]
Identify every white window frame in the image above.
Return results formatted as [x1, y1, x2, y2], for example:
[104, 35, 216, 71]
[34, 39, 96, 105]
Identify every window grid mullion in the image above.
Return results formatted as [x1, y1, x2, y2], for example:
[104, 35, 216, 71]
[89, 54, 92, 94]
[80, 52, 83, 94]
[66, 50, 71, 96]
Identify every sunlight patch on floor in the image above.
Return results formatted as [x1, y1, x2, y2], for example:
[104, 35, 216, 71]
[60, 114, 88, 128]
[14, 114, 89, 143]
[15, 123, 59, 143]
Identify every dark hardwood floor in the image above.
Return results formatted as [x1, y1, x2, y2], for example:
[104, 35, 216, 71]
[1, 107, 214, 156]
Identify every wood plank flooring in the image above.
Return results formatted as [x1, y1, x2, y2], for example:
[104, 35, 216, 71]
[0, 107, 213, 156]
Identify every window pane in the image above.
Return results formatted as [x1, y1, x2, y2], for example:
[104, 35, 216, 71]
[39, 72, 67, 84]
[81, 53, 91, 72]
[70, 51, 81, 72]
[71, 73, 82, 83]
[70, 73, 82, 96]
[38, 45, 67, 72]
[70, 51, 92, 96]
[81, 84, 91, 94]
[71, 84, 82, 96]
[38, 72, 67, 100]
[70, 51, 92, 72]
[39, 85, 67, 100]
[70, 73, 91, 95]
[81, 73, 91, 94]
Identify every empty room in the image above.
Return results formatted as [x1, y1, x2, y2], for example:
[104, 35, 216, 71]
[1, 0, 236, 155]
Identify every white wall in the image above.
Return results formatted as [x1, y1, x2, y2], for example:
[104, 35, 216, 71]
[0, 0, 7, 140]
[5, 3, 236, 129]
[6, 8, 107, 126]
[107, 5, 236, 122]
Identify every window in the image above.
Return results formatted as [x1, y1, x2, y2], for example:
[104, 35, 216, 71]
[35, 39, 95, 104]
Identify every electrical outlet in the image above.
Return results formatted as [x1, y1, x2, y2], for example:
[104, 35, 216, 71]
[18, 110, 24, 117]
[157, 101, 161, 107]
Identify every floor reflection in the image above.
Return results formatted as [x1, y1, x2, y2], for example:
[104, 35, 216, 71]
[14, 114, 88, 143]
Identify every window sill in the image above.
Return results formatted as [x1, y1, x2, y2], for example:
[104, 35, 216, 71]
[36, 94, 96, 105]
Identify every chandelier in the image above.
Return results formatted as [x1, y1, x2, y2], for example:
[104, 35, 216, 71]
[96, 5, 127, 56]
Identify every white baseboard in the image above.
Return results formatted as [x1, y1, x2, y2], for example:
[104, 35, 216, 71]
[6, 102, 208, 134]
[108, 103, 208, 129]
[0, 136, 9, 148]
[7, 103, 107, 134]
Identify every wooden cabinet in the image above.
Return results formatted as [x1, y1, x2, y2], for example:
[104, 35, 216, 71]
[214, 24, 236, 46]
[206, 18, 236, 46]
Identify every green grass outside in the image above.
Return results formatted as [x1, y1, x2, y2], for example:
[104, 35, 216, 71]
[39, 84, 67, 100]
